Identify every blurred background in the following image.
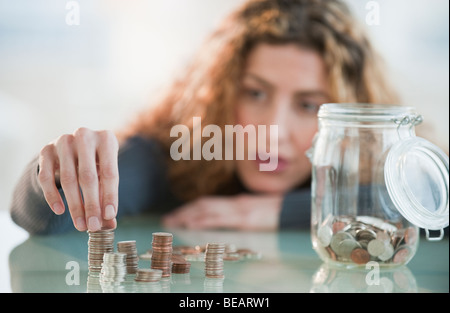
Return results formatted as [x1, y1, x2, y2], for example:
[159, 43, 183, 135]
[0, 0, 448, 213]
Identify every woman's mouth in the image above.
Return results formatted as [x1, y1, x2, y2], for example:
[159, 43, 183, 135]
[255, 154, 289, 172]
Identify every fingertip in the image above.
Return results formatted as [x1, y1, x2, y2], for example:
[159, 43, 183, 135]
[74, 217, 87, 231]
[87, 216, 101, 232]
[103, 204, 116, 220]
[52, 202, 65, 215]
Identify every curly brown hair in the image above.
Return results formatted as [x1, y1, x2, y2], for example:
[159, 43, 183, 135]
[118, 0, 399, 202]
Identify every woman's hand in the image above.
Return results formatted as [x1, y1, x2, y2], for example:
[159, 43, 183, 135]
[162, 194, 282, 231]
[38, 127, 119, 232]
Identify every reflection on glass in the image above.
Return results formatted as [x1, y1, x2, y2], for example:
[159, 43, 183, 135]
[172, 273, 191, 286]
[204, 277, 224, 293]
[133, 280, 163, 293]
[310, 262, 417, 293]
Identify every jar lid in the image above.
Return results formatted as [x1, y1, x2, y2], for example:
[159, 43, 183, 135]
[385, 137, 449, 233]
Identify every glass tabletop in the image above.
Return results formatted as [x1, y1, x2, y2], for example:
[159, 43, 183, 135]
[3, 213, 449, 294]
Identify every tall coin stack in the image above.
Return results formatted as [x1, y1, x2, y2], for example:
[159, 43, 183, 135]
[99, 252, 127, 284]
[204, 242, 226, 279]
[150, 232, 173, 277]
[87, 229, 114, 274]
[117, 240, 139, 274]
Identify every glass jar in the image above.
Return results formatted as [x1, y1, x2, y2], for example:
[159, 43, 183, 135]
[308, 103, 449, 268]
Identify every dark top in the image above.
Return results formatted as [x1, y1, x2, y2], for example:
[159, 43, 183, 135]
[9, 136, 311, 235]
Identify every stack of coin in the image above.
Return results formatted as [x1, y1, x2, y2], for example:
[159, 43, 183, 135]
[87, 228, 115, 274]
[171, 254, 191, 274]
[134, 268, 163, 282]
[99, 252, 127, 284]
[151, 232, 173, 277]
[117, 240, 139, 274]
[204, 242, 226, 278]
[171, 244, 262, 262]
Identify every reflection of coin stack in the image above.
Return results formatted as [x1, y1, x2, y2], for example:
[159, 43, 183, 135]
[204, 277, 225, 292]
[99, 252, 127, 284]
[151, 232, 173, 277]
[134, 279, 162, 293]
[86, 275, 102, 293]
[117, 240, 139, 274]
[134, 268, 163, 282]
[87, 229, 114, 274]
[205, 242, 226, 278]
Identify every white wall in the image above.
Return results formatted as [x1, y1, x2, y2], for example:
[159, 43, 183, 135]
[0, 0, 448, 212]
[346, 0, 449, 149]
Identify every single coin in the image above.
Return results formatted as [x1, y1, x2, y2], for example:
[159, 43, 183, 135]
[350, 248, 371, 264]
[332, 221, 347, 234]
[367, 239, 386, 257]
[404, 227, 418, 245]
[325, 246, 337, 261]
[355, 229, 377, 242]
[392, 246, 411, 264]
[375, 230, 391, 243]
[336, 239, 360, 259]
[377, 243, 394, 262]
[330, 231, 353, 253]
[317, 225, 333, 247]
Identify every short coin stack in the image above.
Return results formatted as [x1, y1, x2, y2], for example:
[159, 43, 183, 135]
[99, 252, 127, 284]
[87, 229, 115, 274]
[134, 268, 163, 282]
[171, 254, 191, 274]
[117, 240, 139, 274]
[151, 232, 173, 277]
[204, 242, 226, 278]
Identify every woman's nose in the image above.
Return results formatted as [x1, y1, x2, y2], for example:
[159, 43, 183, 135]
[268, 96, 291, 143]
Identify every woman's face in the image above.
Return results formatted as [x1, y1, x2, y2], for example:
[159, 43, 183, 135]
[234, 43, 330, 194]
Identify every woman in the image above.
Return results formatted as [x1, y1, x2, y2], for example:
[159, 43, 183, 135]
[10, 0, 398, 235]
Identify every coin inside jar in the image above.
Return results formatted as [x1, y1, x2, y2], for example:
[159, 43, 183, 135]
[404, 227, 418, 245]
[377, 243, 394, 261]
[367, 239, 386, 257]
[332, 221, 347, 233]
[336, 239, 361, 259]
[317, 225, 333, 247]
[330, 231, 354, 253]
[350, 248, 371, 264]
[355, 229, 377, 242]
[393, 246, 412, 264]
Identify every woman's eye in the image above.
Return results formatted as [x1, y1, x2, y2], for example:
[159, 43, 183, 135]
[298, 101, 321, 114]
[245, 88, 267, 101]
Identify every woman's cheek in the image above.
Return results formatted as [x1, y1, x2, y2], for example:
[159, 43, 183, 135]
[293, 122, 318, 156]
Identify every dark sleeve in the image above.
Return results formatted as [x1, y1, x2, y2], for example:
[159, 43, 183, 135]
[10, 155, 74, 235]
[279, 188, 311, 230]
[116, 136, 179, 217]
[9, 136, 175, 235]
